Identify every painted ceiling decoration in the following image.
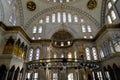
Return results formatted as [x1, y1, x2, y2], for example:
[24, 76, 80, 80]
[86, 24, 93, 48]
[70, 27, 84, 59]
[2, 0, 118, 40]
[26, 1, 36, 11]
[87, 0, 97, 10]
[25, 5, 100, 29]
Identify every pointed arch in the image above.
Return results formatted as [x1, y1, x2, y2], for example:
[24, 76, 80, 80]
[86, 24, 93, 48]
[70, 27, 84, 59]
[13, 67, 20, 80]
[107, 65, 115, 80]
[103, 66, 110, 80]
[7, 65, 15, 80]
[3, 36, 15, 54]
[25, 6, 99, 29]
[113, 64, 120, 80]
[0, 64, 7, 80]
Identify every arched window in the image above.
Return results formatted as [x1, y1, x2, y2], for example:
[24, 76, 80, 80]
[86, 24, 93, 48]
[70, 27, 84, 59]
[39, 19, 43, 23]
[90, 35, 93, 39]
[67, 41, 71, 45]
[106, 0, 117, 24]
[33, 73, 38, 80]
[80, 18, 84, 23]
[111, 10, 116, 20]
[92, 72, 95, 80]
[61, 54, 64, 58]
[54, 54, 57, 58]
[38, 26, 42, 33]
[33, 26, 37, 33]
[52, 13, 56, 23]
[85, 47, 91, 60]
[38, 37, 41, 40]
[9, 15, 13, 23]
[82, 25, 86, 32]
[26, 73, 31, 80]
[46, 16, 50, 23]
[57, 12, 61, 23]
[105, 71, 110, 80]
[97, 71, 103, 80]
[13, 19, 16, 26]
[60, 42, 64, 46]
[92, 47, 98, 60]
[84, 36, 87, 39]
[48, 0, 76, 3]
[53, 73, 58, 80]
[107, 15, 112, 24]
[36, 48, 40, 60]
[74, 15, 78, 22]
[29, 48, 33, 61]
[100, 49, 105, 58]
[63, 12, 66, 23]
[32, 37, 35, 40]
[68, 52, 72, 58]
[87, 25, 92, 32]
[108, 2, 112, 9]
[30, 11, 96, 40]
[68, 13, 72, 23]
[68, 73, 74, 80]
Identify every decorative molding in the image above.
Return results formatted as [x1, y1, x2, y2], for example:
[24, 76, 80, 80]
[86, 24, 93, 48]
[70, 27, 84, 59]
[26, 1, 36, 11]
[1, 22, 120, 44]
[95, 23, 120, 40]
[87, 0, 97, 10]
[101, 53, 120, 63]
[25, 5, 100, 30]
[115, 0, 120, 19]
[101, 0, 107, 27]
[17, 0, 24, 27]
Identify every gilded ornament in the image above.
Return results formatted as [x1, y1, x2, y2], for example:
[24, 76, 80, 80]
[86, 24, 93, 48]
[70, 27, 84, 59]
[87, 0, 97, 10]
[27, 1, 36, 11]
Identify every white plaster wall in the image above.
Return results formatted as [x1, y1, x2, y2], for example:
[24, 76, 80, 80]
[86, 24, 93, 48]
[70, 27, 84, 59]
[0, 0, 4, 22]
[1, 0, 13, 25]
[0, 29, 5, 55]
[10, 57, 24, 69]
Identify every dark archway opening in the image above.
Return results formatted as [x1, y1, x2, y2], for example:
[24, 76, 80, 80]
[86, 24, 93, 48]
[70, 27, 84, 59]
[7, 65, 15, 80]
[0, 64, 7, 80]
[113, 64, 120, 80]
[108, 65, 115, 80]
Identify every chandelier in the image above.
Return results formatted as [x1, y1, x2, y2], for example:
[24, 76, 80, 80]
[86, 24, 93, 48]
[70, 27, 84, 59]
[26, 57, 100, 71]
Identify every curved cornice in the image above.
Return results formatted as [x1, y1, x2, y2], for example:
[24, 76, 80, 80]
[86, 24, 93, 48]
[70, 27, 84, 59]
[25, 5, 100, 30]
[101, 0, 107, 27]
[1, 22, 119, 43]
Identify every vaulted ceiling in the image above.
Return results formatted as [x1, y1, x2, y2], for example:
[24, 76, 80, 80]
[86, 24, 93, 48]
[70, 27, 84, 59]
[0, 0, 117, 39]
